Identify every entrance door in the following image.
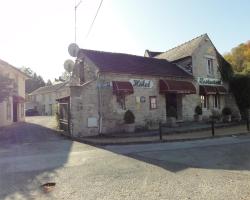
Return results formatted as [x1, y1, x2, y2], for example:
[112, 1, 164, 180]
[166, 93, 177, 118]
[13, 102, 18, 122]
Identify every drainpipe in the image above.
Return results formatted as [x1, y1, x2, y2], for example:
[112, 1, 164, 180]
[97, 71, 102, 134]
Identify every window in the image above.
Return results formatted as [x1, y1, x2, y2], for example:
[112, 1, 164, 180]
[207, 58, 214, 75]
[149, 96, 157, 109]
[200, 95, 209, 109]
[213, 95, 220, 108]
[6, 101, 11, 120]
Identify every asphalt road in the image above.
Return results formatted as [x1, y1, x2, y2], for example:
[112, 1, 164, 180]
[1, 116, 250, 200]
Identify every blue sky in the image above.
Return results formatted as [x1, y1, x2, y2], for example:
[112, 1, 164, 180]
[0, 0, 249, 81]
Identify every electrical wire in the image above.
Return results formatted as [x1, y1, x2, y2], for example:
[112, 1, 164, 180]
[85, 0, 103, 39]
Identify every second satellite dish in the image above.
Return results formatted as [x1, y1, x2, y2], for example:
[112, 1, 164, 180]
[68, 43, 80, 57]
[64, 59, 75, 73]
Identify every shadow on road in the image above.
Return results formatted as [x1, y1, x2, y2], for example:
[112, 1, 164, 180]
[0, 117, 73, 200]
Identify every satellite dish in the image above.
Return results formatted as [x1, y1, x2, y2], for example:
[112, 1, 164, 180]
[68, 43, 80, 57]
[64, 59, 75, 73]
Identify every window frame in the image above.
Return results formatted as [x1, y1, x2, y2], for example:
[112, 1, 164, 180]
[200, 95, 209, 109]
[207, 58, 214, 75]
[149, 96, 157, 110]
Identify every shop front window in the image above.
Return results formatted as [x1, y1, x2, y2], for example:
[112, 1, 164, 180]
[6, 101, 11, 120]
[213, 95, 220, 108]
[200, 95, 209, 109]
[149, 96, 157, 110]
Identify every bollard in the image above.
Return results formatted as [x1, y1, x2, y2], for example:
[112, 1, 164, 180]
[159, 122, 162, 141]
[211, 119, 215, 136]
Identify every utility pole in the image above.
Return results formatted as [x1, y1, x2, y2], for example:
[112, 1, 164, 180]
[75, 0, 82, 43]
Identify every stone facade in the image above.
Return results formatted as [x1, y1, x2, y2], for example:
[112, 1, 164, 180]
[67, 34, 240, 137]
[69, 57, 195, 136]
[0, 59, 27, 127]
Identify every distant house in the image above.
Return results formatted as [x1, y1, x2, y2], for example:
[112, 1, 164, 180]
[27, 82, 69, 115]
[0, 59, 29, 127]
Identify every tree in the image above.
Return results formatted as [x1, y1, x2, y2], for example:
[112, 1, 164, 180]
[224, 41, 250, 74]
[20, 67, 45, 93]
[56, 71, 70, 82]
[0, 74, 14, 103]
[46, 79, 52, 86]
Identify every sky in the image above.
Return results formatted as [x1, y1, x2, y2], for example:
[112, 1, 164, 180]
[0, 0, 249, 81]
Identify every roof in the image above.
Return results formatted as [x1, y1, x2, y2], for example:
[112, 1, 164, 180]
[155, 34, 207, 61]
[0, 59, 29, 79]
[78, 49, 193, 78]
[144, 50, 163, 57]
[30, 82, 68, 95]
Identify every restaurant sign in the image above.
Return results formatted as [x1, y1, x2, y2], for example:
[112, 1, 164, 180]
[197, 77, 222, 86]
[129, 79, 153, 88]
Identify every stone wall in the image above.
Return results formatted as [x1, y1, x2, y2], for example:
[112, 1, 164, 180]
[70, 81, 99, 137]
[99, 72, 195, 133]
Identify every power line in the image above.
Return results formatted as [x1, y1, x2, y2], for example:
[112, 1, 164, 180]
[85, 0, 103, 39]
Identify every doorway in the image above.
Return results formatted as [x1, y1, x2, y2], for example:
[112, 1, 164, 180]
[166, 93, 177, 118]
[13, 102, 18, 122]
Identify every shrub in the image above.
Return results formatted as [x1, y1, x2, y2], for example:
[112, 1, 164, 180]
[195, 105, 202, 115]
[124, 110, 135, 124]
[210, 109, 221, 120]
[222, 107, 232, 116]
[230, 74, 250, 115]
[168, 106, 177, 118]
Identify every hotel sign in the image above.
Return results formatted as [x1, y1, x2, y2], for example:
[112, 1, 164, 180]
[197, 77, 222, 85]
[130, 79, 153, 88]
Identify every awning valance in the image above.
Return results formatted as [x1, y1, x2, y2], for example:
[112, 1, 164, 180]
[13, 95, 25, 103]
[199, 85, 227, 95]
[159, 79, 196, 94]
[112, 81, 134, 95]
[216, 86, 227, 94]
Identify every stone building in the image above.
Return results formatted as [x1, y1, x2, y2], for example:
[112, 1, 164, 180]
[145, 34, 239, 118]
[0, 59, 28, 127]
[58, 34, 239, 137]
[28, 82, 69, 115]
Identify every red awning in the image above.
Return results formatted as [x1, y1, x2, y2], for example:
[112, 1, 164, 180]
[199, 85, 217, 95]
[13, 95, 25, 103]
[159, 79, 196, 94]
[216, 86, 227, 94]
[112, 81, 134, 95]
[199, 85, 227, 95]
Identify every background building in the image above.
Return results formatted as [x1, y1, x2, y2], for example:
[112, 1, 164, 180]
[27, 82, 69, 116]
[0, 59, 28, 127]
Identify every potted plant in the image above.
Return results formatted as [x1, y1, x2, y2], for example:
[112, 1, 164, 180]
[123, 110, 135, 133]
[167, 106, 177, 127]
[222, 107, 232, 122]
[194, 105, 202, 122]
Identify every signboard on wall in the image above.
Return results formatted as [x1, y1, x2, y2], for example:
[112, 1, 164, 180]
[197, 77, 222, 85]
[129, 79, 153, 88]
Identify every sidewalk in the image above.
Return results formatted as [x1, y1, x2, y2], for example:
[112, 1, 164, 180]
[79, 123, 249, 145]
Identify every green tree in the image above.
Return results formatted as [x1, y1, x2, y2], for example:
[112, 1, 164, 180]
[20, 67, 45, 93]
